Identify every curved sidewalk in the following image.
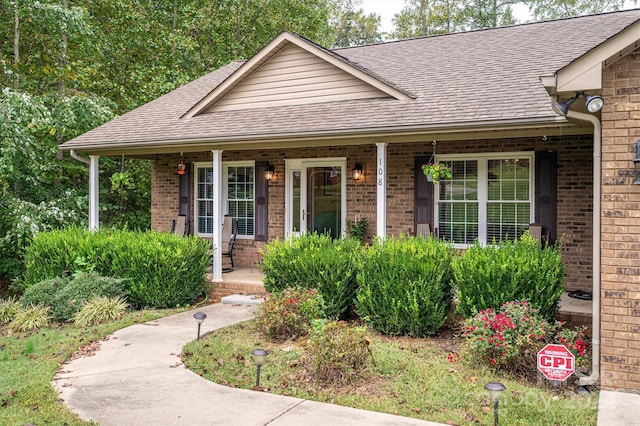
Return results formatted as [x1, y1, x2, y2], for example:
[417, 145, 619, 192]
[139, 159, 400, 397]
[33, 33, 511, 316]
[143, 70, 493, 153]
[53, 303, 443, 426]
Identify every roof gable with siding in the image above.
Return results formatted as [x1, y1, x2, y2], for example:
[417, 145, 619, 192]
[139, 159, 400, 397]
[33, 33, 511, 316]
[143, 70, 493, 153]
[186, 31, 412, 118]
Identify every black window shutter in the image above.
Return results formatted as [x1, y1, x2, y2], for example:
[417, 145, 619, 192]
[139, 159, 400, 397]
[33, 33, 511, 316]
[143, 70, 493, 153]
[414, 156, 433, 234]
[254, 162, 269, 241]
[535, 151, 557, 244]
[178, 164, 191, 234]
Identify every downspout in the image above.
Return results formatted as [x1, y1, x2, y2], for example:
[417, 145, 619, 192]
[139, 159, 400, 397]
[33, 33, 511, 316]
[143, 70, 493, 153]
[551, 96, 601, 386]
[69, 149, 90, 165]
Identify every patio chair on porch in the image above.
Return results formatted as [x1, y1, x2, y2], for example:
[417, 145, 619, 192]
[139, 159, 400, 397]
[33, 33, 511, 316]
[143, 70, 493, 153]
[171, 215, 189, 235]
[221, 215, 238, 272]
[529, 223, 548, 244]
[416, 223, 431, 239]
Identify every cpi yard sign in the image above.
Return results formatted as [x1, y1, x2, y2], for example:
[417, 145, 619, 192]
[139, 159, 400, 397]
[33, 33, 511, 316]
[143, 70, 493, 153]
[537, 344, 575, 381]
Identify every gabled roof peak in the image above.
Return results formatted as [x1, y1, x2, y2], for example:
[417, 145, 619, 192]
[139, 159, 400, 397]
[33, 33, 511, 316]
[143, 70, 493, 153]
[183, 31, 413, 118]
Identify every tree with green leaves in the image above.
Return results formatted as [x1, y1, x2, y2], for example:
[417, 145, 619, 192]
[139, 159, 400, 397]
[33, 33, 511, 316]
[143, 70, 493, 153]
[393, 0, 466, 38]
[526, 0, 634, 21]
[462, 0, 517, 29]
[329, 0, 383, 47]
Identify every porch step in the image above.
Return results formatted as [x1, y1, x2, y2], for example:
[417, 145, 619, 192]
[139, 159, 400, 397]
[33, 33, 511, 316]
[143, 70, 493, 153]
[221, 294, 264, 306]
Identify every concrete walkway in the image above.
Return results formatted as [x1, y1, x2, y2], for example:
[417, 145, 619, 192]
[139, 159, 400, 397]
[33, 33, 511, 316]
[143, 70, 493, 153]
[597, 390, 640, 426]
[53, 304, 443, 425]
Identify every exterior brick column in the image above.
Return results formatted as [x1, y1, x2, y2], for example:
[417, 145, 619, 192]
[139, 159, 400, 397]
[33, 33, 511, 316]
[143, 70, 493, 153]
[600, 50, 640, 392]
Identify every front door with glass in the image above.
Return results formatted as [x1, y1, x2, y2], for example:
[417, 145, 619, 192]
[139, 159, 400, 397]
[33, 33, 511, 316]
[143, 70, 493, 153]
[286, 158, 346, 239]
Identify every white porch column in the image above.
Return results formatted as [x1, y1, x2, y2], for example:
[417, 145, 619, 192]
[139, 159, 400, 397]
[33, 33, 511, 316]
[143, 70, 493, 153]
[211, 150, 224, 282]
[376, 143, 387, 238]
[88, 155, 99, 231]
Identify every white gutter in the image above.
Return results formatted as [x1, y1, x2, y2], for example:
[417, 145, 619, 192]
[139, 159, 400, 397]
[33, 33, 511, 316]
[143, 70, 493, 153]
[552, 97, 601, 386]
[69, 149, 90, 164]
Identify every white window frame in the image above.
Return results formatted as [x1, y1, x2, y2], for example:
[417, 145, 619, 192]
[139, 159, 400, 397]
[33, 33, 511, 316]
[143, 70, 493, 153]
[223, 161, 255, 240]
[194, 162, 215, 237]
[434, 152, 535, 248]
[194, 161, 256, 239]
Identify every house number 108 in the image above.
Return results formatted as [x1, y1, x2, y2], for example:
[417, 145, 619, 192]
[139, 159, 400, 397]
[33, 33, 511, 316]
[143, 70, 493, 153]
[378, 158, 384, 186]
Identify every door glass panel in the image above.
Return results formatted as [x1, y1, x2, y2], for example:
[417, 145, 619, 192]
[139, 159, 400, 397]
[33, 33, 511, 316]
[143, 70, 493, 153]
[307, 166, 341, 239]
[292, 171, 301, 232]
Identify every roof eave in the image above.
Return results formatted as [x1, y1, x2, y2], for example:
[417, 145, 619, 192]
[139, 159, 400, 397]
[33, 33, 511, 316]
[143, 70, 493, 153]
[61, 115, 583, 156]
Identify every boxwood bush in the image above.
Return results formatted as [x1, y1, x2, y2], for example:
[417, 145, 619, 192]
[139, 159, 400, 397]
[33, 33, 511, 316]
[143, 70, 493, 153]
[21, 272, 125, 322]
[260, 233, 361, 319]
[22, 228, 211, 309]
[453, 232, 565, 321]
[355, 236, 454, 337]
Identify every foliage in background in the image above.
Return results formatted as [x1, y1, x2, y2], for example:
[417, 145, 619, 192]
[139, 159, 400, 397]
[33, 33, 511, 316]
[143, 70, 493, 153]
[356, 235, 454, 337]
[461, 300, 591, 380]
[526, 0, 631, 21]
[330, 0, 383, 46]
[22, 228, 211, 309]
[73, 295, 129, 327]
[256, 287, 325, 341]
[303, 320, 372, 384]
[0, 87, 114, 283]
[454, 232, 565, 321]
[260, 233, 361, 319]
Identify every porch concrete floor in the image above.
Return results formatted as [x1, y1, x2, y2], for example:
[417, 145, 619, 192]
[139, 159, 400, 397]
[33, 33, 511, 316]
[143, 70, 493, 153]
[208, 267, 265, 285]
[559, 291, 593, 316]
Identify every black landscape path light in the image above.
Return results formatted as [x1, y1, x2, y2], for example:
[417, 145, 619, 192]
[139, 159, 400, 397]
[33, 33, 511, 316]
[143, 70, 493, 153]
[251, 349, 268, 388]
[193, 311, 206, 340]
[485, 381, 506, 426]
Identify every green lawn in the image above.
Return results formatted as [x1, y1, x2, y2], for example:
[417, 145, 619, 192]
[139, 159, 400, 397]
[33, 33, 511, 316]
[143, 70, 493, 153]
[183, 320, 598, 426]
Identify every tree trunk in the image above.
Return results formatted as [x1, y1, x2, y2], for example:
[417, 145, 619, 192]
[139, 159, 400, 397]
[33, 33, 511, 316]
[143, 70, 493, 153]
[58, 0, 69, 96]
[13, 2, 19, 88]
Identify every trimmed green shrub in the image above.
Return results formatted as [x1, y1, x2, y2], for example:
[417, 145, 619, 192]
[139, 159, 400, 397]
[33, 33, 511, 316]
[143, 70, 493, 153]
[304, 320, 371, 384]
[22, 228, 211, 309]
[355, 236, 454, 337]
[260, 233, 361, 319]
[73, 296, 129, 327]
[454, 232, 565, 321]
[256, 287, 325, 341]
[50, 272, 126, 322]
[19, 276, 71, 311]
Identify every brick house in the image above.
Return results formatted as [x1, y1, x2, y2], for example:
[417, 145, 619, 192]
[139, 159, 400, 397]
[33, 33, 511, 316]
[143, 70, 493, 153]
[61, 11, 640, 392]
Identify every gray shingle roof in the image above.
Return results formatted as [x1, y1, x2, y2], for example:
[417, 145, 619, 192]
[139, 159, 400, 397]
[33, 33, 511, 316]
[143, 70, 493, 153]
[61, 9, 640, 152]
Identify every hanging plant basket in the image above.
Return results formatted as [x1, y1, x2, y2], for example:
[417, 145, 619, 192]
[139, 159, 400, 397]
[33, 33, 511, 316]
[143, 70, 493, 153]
[422, 141, 452, 183]
[422, 162, 452, 183]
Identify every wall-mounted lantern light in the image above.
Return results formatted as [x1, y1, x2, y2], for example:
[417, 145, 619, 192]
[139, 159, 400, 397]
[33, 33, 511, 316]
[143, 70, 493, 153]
[352, 162, 363, 181]
[634, 140, 640, 185]
[177, 153, 186, 175]
[193, 311, 207, 340]
[265, 164, 275, 182]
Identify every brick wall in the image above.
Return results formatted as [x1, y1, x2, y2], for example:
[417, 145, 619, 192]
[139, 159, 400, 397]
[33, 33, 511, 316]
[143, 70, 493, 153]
[600, 51, 640, 392]
[150, 136, 593, 289]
